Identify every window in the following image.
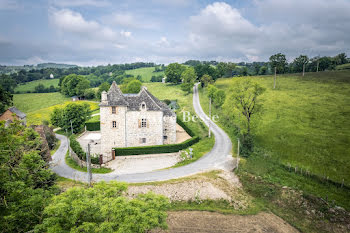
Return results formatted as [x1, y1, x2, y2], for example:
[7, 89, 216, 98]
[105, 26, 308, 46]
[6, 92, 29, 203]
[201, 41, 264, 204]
[141, 138, 146, 143]
[112, 121, 117, 128]
[112, 106, 116, 114]
[141, 118, 147, 128]
[163, 136, 168, 140]
[141, 103, 146, 109]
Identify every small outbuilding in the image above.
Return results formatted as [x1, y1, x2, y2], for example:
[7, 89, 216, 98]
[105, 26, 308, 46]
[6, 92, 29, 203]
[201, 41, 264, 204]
[0, 107, 27, 126]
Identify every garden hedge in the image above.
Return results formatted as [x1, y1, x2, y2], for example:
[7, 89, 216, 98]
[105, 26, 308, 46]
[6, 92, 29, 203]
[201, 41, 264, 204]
[176, 117, 195, 137]
[114, 136, 199, 156]
[86, 121, 100, 131]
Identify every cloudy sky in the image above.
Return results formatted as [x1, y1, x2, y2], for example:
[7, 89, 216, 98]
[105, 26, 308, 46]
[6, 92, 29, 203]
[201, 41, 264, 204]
[1, 0, 349, 66]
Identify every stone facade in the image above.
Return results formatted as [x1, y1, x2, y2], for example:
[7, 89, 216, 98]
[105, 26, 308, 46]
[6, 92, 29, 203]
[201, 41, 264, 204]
[100, 82, 176, 161]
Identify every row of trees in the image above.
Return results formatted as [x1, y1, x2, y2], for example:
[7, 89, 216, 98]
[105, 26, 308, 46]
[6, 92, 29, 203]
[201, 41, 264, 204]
[270, 52, 348, 74]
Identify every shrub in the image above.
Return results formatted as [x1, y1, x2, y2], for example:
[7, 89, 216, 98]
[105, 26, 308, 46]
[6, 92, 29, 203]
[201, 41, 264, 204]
[69, 135, 85, 160]
[176, 117, 195, 137]
[86, 121, 100, 131]
[114, 136, 199, 156]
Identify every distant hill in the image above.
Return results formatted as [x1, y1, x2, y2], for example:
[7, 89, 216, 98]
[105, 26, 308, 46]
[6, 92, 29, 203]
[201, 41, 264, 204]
[36, 63, 78, 69]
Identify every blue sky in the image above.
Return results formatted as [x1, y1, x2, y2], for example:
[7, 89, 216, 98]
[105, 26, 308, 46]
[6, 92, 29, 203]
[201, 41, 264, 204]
[1, 0, 349, 66]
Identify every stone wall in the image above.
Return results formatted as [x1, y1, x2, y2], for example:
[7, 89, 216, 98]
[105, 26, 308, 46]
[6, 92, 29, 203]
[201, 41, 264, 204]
[125, 109, 164, 147]
[100, 105, 127, 162]
[69, 148, 101, 169]
[163, 115, 177, 144]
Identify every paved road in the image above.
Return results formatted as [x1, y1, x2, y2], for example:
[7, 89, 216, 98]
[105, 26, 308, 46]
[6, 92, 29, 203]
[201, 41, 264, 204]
[50, 84, 234, 183]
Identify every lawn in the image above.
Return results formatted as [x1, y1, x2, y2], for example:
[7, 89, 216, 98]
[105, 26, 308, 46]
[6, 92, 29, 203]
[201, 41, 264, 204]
[125, 67, 164, 82]
[14, 79, 60, 93]
[199, 70, 350, 186]
[13, 92, 99, 125]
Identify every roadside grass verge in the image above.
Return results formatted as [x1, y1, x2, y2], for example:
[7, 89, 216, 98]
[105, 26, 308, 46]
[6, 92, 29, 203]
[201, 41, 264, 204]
[14, 79, 60, 93]
[172, 136, 215, 168]
[125, 67, 164, 82]
[50, 140, 61, 156]
[65, 151, 113, 174]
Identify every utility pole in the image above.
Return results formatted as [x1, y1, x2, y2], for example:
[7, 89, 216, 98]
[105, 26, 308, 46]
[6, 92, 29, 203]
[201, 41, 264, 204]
[66, 128, 70, 155]
[273, 67, 277, 89]
[237, 138, 240, 170]
[316, 60, 319, 72]
[208, 97, 211, 138]
[86, 144, 92, 187]
[302, 63, 305, 77]
[70, 120, 73, 135]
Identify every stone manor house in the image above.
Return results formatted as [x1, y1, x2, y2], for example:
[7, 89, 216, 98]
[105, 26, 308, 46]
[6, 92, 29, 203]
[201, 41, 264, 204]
[100, 81, 176, 161]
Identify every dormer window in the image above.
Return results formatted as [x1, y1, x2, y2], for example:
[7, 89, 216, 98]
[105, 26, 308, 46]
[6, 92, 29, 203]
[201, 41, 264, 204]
[141, 103, 146, 110]
[112, 106, 116, 114]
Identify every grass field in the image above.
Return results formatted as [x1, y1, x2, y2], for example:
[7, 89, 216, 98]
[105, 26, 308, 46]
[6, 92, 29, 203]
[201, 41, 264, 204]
[125, 67, 164, 82]
[14, 79, 59, 93]
[13, 92, 98, 125]
[201, 70, 350, 186]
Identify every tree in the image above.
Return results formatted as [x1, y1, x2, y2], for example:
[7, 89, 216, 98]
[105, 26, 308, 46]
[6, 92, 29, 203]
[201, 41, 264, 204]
[224, 79, 265, 156]
[60, 74, 85, 96]
[34, 83, 46, 93]
[334, 53, 347, 65]
[35, 182, 169, 233]
[96, 82, 110, 99]
[0, 75, 17, 93]
[165, 63, 185, 83]
[207, 85, 225, 107]
[124, 79, 142, 93]
[253, 63, 261, 75]
[75, 78, 90, 96]
[259, 66, 267, 75]
[292, 55, 309, 73]
[0, 86, 13, 114]
[50, 103, 91, 133]
[200, 74, 213, 88]
[207, 84, 217, 99]
[269, 53, 287, 74]
[84, 88, 95, 99]
[217, 62, 236, 78]
[0, 121, 58, 233]
[213, 89, 226, 107]
[180, 67, 196, 93]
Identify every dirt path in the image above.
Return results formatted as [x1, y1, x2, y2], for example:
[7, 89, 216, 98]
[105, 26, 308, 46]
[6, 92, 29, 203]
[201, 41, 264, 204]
[152, 211, 299, 233]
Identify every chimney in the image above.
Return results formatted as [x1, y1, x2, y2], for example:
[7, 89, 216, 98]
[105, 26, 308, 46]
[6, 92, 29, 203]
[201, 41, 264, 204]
[101, 91, 108, 104]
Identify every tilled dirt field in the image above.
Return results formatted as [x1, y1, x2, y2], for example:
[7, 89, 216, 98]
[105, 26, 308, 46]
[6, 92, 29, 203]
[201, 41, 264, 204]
[152, 211, 299, 233]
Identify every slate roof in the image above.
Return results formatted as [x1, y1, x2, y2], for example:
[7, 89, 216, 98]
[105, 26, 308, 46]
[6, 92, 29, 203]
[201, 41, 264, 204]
[102, 81, 175, 116]
[8, 107, 26, 119]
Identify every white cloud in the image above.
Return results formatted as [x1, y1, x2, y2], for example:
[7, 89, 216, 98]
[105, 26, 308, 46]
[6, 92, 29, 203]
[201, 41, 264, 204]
[185, 1, 350, 61]
[50, 8, 119, 42]
[104, 12, 160, 30]
[51, 0, 110, 7]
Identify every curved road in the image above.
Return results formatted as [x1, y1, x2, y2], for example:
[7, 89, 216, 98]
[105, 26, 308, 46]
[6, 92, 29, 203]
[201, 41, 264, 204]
[50, 84, 234, 183]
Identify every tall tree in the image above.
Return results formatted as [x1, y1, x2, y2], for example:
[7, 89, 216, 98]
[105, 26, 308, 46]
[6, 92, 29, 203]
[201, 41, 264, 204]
[269, 53, 288, 74]
[165, 63, 185, 83]
[50, 103, 91, 133]
[181, 67, 197, 93]
[75, 78, 91, 96]
[292, 55, 309, 73]
[224, 79, 265, 156]
[200, 74, 213, 88]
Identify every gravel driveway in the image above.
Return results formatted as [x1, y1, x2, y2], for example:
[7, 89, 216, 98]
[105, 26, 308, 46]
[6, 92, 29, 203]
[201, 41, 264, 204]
[50, 83, 235, 183]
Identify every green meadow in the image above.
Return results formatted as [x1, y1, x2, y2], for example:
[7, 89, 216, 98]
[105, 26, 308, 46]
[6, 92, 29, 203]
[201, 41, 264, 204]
[125, 67, 164, 82]
[200, 70, 350, 187]
[13, 92, 98, 125]
[14, 79, 59, 93]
